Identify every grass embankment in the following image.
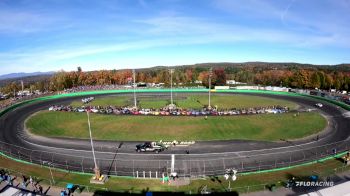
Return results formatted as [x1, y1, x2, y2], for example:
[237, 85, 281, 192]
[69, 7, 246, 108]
[71, 94, 298, 110]
[0, 153, 348, 194]
[27, 111, 326, 141]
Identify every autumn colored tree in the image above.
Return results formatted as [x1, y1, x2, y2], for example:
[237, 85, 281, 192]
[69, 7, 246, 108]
[213, 68, 226, 85]
[26, 64, 350, 92]
[185, 68, 194, 83]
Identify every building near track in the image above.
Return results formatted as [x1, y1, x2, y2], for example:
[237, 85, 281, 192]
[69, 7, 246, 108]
[234, 85, 290, 92]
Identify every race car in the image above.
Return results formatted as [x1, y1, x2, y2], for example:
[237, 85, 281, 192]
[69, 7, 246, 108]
[315, 103, 323, 108]
[136, 142, 167, 153]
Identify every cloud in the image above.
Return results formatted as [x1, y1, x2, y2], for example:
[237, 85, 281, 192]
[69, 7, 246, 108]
[0, 1, 349, 74]
[0, 9, 66, 34]
[135, 14, 350, 47]
[280, 0, 296, 27]
[213, 0, 282, 19]
[1, 11, 349, 73]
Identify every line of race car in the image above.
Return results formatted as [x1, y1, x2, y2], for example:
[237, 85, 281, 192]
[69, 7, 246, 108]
[48, 104, 290, 116]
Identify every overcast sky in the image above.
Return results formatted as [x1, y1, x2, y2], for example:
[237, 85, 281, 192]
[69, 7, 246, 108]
[0, 0, 349, 74]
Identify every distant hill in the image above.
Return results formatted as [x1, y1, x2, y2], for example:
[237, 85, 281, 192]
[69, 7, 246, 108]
[138, 62, 350, 72]
[0, 71, 54, 80]
[335, 64, 350, 71]
[0, 72, 54, 87]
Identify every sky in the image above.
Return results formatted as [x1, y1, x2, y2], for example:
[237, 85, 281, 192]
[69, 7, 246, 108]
[0, 0, 350, 75]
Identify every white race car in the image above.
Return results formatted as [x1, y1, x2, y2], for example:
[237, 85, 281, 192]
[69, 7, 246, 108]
[315, 103, 323, 108]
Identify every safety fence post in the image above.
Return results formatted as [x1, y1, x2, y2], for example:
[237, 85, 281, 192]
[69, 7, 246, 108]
[222, 158, 226, 170]
[114, 160, 117, 176]
[203, 160, 206, 176]
[29, 151, 33, 163]
[275, 158, 277, 168]
[81, 158, 84, 173]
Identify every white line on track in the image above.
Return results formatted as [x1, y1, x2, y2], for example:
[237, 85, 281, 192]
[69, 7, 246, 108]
[20, 134, 341, 157]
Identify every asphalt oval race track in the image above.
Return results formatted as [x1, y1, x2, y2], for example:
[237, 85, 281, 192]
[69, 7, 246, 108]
[0, 92, 349, 177]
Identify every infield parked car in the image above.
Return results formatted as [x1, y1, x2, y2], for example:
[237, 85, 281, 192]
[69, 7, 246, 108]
[132, 111, 140, 115]
[211, 111, 218, 115]
[136, 142, 167, 153]
[106, 109, 113, 114]
[91, 108, 99, 113]
[140, 109, 151, 115]
[266, 109, 278, 114]
[122, 109, 130, 114]
[113, 109, 121, 115]
[315, 103, 323, 108]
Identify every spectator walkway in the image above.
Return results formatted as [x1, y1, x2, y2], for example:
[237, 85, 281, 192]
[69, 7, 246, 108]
[0, 175, 93, 196]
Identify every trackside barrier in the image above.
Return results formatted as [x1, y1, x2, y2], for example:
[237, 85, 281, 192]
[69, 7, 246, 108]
[0, 139, 349, 178]
[2, 162, 347, 194]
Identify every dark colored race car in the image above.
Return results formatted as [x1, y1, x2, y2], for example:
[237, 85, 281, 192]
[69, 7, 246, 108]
[136, 142, 167, 153]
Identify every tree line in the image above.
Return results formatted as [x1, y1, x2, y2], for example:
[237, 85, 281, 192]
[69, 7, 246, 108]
[1, 63, 350, 96]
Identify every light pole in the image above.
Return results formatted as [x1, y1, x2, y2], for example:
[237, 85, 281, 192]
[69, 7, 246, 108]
[21, 80, 24, 92]
[208, 68, 213, 109]
[42, 161, 55, 185]
[169, 69, 175, 106]
[224, 168, 237, 192]
[133, 69, 137, 109]
[86, 111, 100, 180]
[48, 163, 55, 185]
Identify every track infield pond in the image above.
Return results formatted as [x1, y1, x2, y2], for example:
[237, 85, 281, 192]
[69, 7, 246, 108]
[26, 111, 327, 141]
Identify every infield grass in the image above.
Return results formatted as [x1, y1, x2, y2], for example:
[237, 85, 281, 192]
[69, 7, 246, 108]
[71, 94, 298, 110]
[27, 111, 326, 141]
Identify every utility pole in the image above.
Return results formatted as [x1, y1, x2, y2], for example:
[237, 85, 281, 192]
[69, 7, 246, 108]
[169, 69, 175, 106]
[87, 111, 100, 179]
[208, 68, 213, 109]
[21, 80, 24, 92]
[133, 69, 137, 108]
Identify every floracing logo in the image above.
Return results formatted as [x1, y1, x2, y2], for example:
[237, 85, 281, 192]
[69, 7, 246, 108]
[295, 181, 334, 187]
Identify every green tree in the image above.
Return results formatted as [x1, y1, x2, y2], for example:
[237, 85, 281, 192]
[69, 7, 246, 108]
[310, 72, 321, 89]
